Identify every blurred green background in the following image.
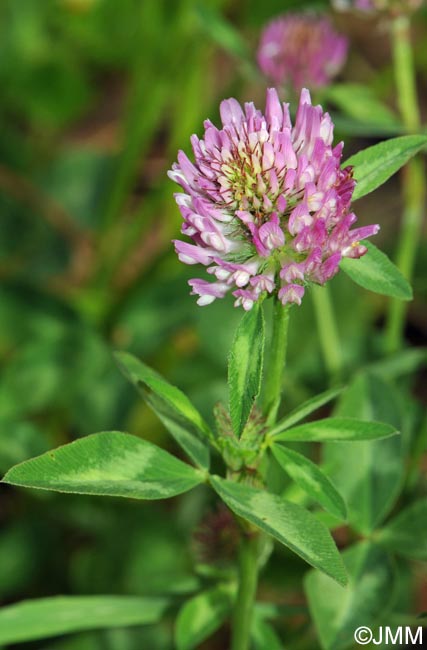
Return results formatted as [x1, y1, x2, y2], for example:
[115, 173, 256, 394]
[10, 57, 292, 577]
[0, 0, 426, 648]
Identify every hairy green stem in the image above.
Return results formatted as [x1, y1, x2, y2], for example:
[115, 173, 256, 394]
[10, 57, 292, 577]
[311, 285, 343, 381]
[231, 533, 259, 650]
[262, 299, 290, 425]
[385, 14, 425, 353]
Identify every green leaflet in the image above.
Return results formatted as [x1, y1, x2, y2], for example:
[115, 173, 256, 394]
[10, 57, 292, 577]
[228, 302, 265, 437]
[305, 542, 396, 650]
[331, 114, 403, 137]
[346, 134, 427, 200]
[210, 475, 347, 586]
[115, 351, 211, 469]
[0, 595, 169, 645]
[195, 5, 250, 61]
[2, 431, 205, 499]
[340, 242, 412, 300]
[271, 417, 398, 442]
[271, 445, 347, 521]
[324, 373, 404, 534]
[377, 499, 427, 560]
[251, 616, 282, 650]
[268, 387, 343, 436]
[325, 83, 401, 130]
[175, 584, 233, 650]
[366, 347, 427, 380]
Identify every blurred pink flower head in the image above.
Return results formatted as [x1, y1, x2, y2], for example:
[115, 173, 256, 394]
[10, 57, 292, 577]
[168, 88, 379, 310]
[332, 0, 424, 12]
[257, 14, 348, 91]
[333, 0, 376, 8]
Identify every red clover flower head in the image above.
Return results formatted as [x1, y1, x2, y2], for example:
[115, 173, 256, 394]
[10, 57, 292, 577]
[257, 14, 348, 91]
[169, 88, 379, 310]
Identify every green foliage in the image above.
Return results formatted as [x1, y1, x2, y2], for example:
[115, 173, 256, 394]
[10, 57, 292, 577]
[346, 134, 427, 200]
[195, 5, 250, 61]
[210, 476, 348, 585]
[377, 499, 427, 560]
[228, 303, 265, 437]
[0, 1, 426, 648]
[305, 542, 396, 650]
[251, 615, 282, 650]
[324, 373, 404, 534]
[366, 347, 427, 380]
[115, 351, 212, 469]
[270, 417, 398, 442]
[175, 584, 234, 650]
[340, 242, 413, 300]
[0, 524, 39, 599]
[0, 419, 49, 473]
[2, 431, 205, 499]
[269, 387, 342, 434]
[325, 83, 401, 130]
[0, 596, 169, 645]
[271, 445, 347, 520]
